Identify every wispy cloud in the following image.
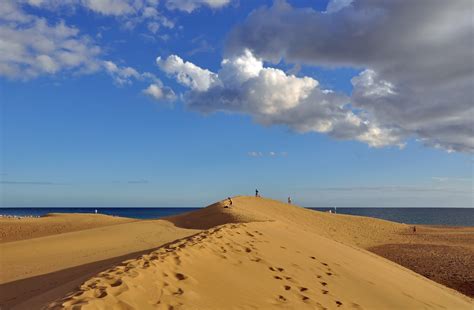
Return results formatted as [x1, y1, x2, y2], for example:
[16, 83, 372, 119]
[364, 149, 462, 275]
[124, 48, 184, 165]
[248, 151, 287, 158]
[0, 180, 64, 185]
[127, 179, 150, 184]
[309, 186, 471, 194]
[432, 177, 472, 183]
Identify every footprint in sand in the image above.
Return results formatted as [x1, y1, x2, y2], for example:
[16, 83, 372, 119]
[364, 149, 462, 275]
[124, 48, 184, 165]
[109, 279, 122, 287]
[301, 295, 310, 302]
[94, 289, 107, 298]
[278, 295, 287, 302]
[175, 273, 187, 281]
[173, 288, 184, 296]
[299, 287, 308, 292]
[322, 289, 329, 295]
[326, 272, 333, 276]
[320, 282, 328, 286]
[335, 300, 343, 307]
[274, 276, 283, 280]
[284, 285, 291, 291]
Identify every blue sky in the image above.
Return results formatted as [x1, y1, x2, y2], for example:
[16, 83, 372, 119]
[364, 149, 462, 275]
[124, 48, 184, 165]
[1, 0, 472, 207]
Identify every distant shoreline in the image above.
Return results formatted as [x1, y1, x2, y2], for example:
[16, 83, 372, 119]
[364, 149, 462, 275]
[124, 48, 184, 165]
[1, 206, 473, 226]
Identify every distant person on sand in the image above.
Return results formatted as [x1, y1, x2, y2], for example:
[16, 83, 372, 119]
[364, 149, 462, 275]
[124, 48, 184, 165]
[255, 189, 259, 197]
[288, 196, 291, 204]
[413, 226, 417, 233]
[227, 197, 233, 206]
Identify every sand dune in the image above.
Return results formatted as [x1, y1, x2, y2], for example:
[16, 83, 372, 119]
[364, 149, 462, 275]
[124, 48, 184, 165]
[46, 197, 473, 309]
[0, 213, 136, 243]
[0, 215, 199, 309]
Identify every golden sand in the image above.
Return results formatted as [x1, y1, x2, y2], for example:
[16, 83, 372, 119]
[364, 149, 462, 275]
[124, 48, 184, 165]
[1, 196, 472, 309]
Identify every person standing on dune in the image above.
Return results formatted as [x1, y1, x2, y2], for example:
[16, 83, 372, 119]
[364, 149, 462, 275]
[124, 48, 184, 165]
[288, 196, 292, 204]
[255, 189, 259, 197]
[228, 197, 233, 206]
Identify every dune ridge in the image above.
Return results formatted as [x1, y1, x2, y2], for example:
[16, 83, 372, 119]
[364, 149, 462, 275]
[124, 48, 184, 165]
[0, 213, 136, 243]
[47, 196, 473, 309]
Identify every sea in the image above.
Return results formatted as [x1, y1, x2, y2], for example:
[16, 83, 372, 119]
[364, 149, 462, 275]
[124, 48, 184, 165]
[1, 207, 473, 226]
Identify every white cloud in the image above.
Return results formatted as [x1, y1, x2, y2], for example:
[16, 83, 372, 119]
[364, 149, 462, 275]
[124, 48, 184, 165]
[227, 0, 474, 152]
[82, 0, 134, 15]
[432, 177, 472, 183]
[351, 69, 396, 98]
[103, 60, 176, 100]
[1, 0, 177, 103]
[143, 83, 176, 101]
[0, 2, 101, 79]
[157, 55, 219, 91]
[158, 49, 403, 148]
[103, 60, 140, 85]
[325, 0, 353, 13]
[248, 151, 288, 158]
[166, 0, 232, 13]
[21, 0, 175, 34]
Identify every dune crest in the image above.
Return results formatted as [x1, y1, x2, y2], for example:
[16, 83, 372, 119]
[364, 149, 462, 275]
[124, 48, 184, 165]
[48, 197, 473, 309]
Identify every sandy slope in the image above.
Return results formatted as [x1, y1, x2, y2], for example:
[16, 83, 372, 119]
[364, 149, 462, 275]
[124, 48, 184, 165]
[0, 216, 199, 309]
[0, 213, 136, 243]
[48, 197, 473, 309]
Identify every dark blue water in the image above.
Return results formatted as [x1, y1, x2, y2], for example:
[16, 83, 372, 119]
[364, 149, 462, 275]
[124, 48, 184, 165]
[310, 208, 474, 226]
[0, 208, 199, 220]
[0, 207, 473, 226]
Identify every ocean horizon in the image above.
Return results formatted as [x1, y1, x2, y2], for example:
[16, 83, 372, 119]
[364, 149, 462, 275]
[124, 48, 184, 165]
[1, 207, 473, 226]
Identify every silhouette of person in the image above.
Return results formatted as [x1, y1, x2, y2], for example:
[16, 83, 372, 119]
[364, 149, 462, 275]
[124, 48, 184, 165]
[228, 197, 233, 206]
[288, 196, 291, 204]
[413, 226, 417, 233]
[255, 189, 259, 197]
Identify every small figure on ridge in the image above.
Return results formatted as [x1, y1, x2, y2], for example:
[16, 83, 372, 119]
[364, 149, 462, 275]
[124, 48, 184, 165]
[228, 197, 233, 206]
[255, 189, 259, 197]
[288, 196, 292, 204]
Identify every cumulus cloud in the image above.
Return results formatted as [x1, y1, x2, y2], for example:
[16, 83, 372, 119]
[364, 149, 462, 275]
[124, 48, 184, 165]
[22, 0, 175, 34]
[0, 1, 175, 99]
[158, 50, 403, 148]
[0, 1, 101, 79]
[103, 61, 140, 85]
[166, 0, 232, 13]
[143, 83, 176, 101]
[103, 60, 176, 101]
[157, 55, 219, 91]
[81, 0, 135, 15]
[226, 0, 474, 152]
[25, 0, 149, 16]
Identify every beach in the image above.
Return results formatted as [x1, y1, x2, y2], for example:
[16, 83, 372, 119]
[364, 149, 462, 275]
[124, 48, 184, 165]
[1, 196, 472, 309]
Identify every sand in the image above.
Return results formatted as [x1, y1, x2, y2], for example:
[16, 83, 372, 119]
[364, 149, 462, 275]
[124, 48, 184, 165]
[0, 213, 136, 243]
[1, 197, 472, 309]
[369, 225, 474, 297]
[0, 214, 199, 309]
